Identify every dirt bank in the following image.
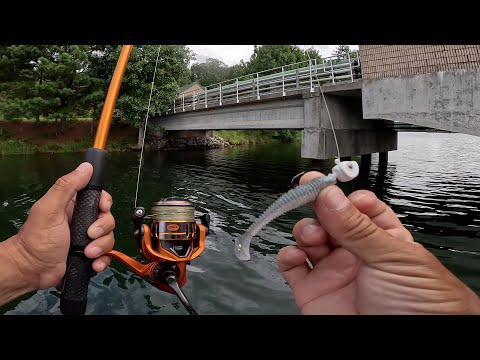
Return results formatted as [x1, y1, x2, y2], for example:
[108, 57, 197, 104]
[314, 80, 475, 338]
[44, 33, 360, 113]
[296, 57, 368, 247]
[0, 120, 138, 146]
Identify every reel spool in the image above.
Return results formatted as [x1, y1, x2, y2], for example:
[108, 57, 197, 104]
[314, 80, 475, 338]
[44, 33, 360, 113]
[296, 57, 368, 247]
[108, 198, 210, 315]
[147, 198, 206, 262]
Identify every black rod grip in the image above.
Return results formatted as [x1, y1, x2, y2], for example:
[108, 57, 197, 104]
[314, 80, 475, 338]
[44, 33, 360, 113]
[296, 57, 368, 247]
[60, 148, 108, 315]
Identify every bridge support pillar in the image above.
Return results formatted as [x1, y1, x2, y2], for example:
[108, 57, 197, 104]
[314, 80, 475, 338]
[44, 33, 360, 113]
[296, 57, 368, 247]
[360, 153, 372, 169]
[311, 159, 325, 172]
[379, 151, 388, 167]
[301, 92, 398, 160]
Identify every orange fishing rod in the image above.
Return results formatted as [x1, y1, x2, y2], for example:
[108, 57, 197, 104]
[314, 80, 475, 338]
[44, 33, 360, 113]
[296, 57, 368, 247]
[60, 45, 133, 315]
[60, 45, 211, 315]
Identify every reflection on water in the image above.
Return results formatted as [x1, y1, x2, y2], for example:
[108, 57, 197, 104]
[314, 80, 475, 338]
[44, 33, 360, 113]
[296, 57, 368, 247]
[1, 132, 480, 314]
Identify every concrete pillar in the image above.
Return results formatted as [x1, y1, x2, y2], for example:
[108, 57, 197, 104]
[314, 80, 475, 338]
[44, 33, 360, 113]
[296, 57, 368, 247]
[301, 91, 398, 160]
[311, 159, 326, 172]
[379, 151, 388, 167]
[361, 153, 372, 169]
[137, 128, 144, 148]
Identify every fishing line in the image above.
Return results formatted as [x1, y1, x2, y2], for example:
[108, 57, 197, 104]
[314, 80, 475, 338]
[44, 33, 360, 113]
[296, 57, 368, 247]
[304, 46, 341, 161]
[134, 45, 162, 208]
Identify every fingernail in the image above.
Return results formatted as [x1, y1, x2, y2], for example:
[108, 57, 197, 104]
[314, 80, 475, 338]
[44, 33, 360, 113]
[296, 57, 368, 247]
[89, 246, 103, 258]
[106, 199, 112, 210]
[90, 227, 103, 238]
[76, 162, 90, 173]
[301, 224, 320, 238]
[323, 186, 349, 211]
[96, 262, 106, 272]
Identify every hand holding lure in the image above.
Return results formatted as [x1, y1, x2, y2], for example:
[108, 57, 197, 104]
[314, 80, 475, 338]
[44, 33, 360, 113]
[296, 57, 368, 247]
[234, 158, 359, 261]
[234, 47, 362, 261]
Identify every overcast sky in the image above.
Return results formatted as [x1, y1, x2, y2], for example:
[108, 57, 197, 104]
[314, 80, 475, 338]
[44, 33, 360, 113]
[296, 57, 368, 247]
[187, 45, 359, 66]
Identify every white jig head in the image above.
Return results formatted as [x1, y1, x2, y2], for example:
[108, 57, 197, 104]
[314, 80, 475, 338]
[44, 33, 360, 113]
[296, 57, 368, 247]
[331, 158, 359, 182]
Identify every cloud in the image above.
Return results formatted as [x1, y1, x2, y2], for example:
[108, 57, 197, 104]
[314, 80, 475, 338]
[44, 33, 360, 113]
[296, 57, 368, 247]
[188, 45, 359, 66]
[188, 45, 254, 66]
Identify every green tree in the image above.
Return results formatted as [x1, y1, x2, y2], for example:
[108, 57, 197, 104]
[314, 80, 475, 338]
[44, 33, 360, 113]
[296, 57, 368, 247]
[0, 45, 56, 122]
[332, 45, 356, 59]
[227, 60, 247, 79]
[84, 45, 118, 133]
[44, 45, 102, 124]
[102, 45, 194, 129]
[245, 45, 308, 74]
[190, 58, 230, 87]
[304, 46, 322, 64]
[0, 45, 102, 127]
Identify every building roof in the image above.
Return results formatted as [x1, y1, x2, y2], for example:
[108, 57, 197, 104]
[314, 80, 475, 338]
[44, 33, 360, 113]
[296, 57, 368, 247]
[177, 81, 202, 94]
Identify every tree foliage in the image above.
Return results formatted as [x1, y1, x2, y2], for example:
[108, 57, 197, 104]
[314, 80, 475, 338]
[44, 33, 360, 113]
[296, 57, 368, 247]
[190, 58, 229, 87]
[190, 58, 248, 87]
[101, 45, 194, 128]
[0, 45, 194, 130]
[245, 45, 313, 74]
[332, 45, 356, 59]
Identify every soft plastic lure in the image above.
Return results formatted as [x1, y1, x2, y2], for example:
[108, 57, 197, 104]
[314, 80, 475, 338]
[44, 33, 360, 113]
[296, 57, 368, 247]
[234, 159, 360, 261]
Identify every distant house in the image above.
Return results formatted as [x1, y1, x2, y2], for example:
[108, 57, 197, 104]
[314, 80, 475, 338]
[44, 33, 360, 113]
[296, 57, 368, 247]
[177, 81, 204, 99]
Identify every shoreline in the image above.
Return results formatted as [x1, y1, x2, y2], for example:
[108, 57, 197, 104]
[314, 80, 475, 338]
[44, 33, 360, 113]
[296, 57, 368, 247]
[0, 120, 300, 155]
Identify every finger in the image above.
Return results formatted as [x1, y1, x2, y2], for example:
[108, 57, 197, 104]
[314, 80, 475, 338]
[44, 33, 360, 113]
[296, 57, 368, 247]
[299, 170, 326, 185]
[42, 162, 93, 211]
[92, 255, 111, 272]
[277, 246, 310, 288]
[84, 233, 115, 259]
[295, 247, 360, 309]
[348, 190, 414, 241]
[66, 190, 111, 223]
[299, 172, 407, 264]
[87, 211, 115, 239]
[292, 218, 332, 265]
[99, 191, 113, 213]
[348, 190, 404, 231]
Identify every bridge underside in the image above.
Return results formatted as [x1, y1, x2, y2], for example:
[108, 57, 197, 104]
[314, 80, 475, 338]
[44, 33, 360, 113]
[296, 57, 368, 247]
[151, 83, 398, 160]
[152, 96, 306, 131]
[362, 69, 480, 137]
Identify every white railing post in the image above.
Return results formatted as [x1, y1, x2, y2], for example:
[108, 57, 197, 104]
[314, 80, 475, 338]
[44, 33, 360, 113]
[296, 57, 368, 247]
[309, 59, 314, 92]
[192, 92, 195, 110]
[219, 83, 222, 106]
[282, 66, 286, 96]
[330, 58, 335, 84]
[348, 51, 353, 81]
[205, 88, 208, 108]
[182, 94, 185, 112]
[236, 78, 239, 103]
[174, 98, 176, 113]
[256, 73, 260, 100]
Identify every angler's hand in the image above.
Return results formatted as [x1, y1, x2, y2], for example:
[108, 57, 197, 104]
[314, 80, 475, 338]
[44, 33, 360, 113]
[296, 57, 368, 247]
[5, 162, 115, 291]
[277, 171, 480, 314]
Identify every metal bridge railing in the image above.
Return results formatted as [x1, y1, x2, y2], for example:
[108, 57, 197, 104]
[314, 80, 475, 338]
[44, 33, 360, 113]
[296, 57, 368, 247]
[161, 50, 361, 115]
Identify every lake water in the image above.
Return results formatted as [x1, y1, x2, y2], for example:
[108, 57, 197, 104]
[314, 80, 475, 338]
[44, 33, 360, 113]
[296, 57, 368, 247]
[1, 132, 480, 315]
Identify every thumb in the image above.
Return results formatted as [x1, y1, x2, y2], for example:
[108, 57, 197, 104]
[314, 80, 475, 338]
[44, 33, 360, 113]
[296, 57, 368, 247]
[310, 180, 406, 264]
[42, 162, 94, 211]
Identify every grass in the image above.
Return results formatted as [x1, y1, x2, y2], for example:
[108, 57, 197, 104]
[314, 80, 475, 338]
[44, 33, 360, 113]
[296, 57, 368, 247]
[0, 138, 134, 155]
[215, 130, 301, 145]
[0, 139, 37, 155]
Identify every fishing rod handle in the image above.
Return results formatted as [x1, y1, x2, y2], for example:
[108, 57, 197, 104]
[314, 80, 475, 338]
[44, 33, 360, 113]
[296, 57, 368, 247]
[60, 148, 108, 315]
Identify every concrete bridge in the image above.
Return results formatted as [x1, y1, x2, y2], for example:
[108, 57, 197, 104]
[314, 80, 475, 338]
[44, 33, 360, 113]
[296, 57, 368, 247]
[150, 45, 480, 164]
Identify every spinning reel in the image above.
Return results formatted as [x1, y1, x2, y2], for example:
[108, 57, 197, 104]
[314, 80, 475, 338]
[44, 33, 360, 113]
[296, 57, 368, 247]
[107, 198, 210, 315]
